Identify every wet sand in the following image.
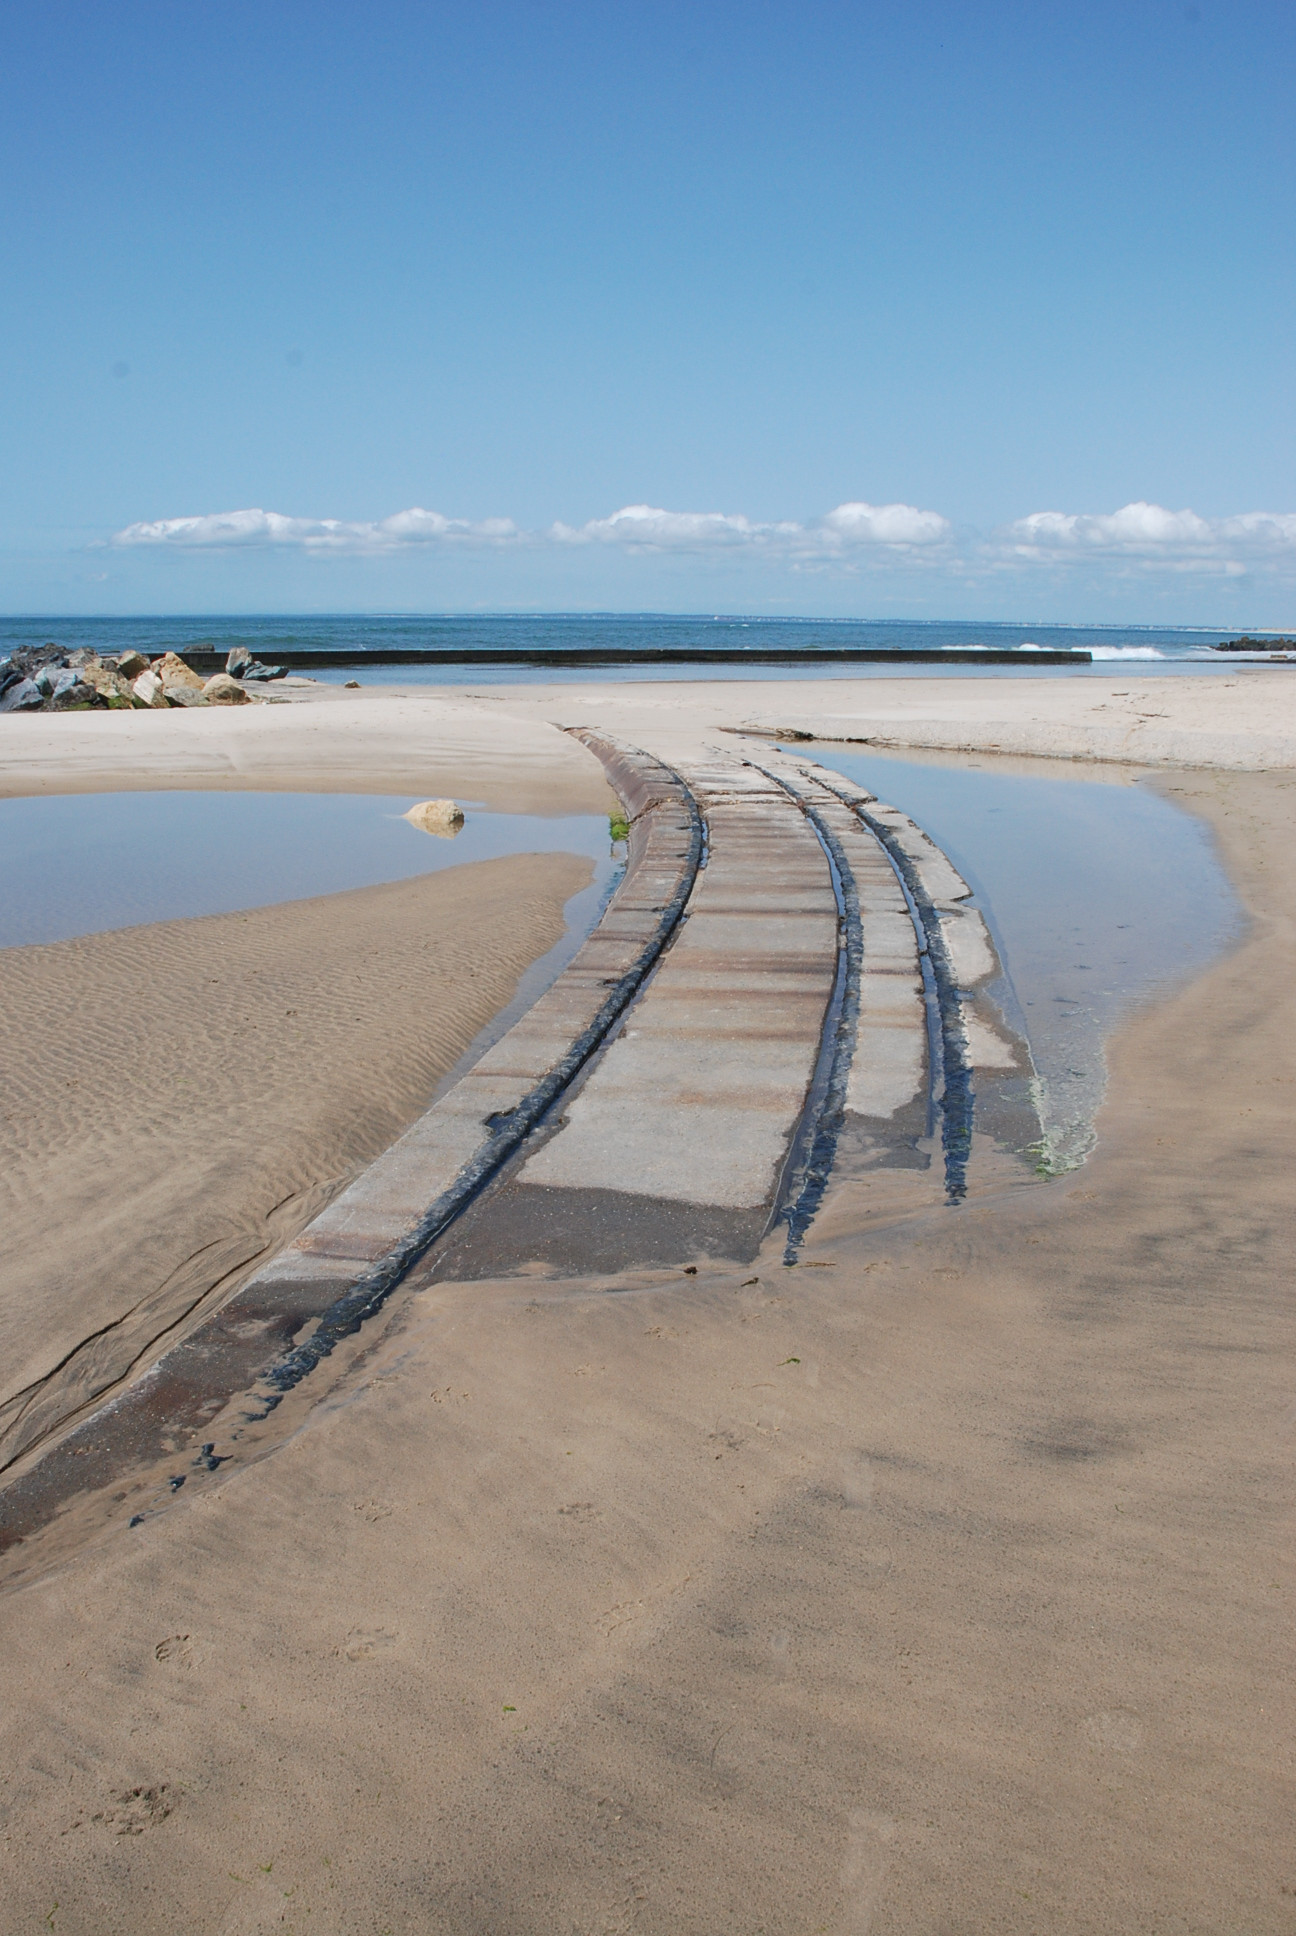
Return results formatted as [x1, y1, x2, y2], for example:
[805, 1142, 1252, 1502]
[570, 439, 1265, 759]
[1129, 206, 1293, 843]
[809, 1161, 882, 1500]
[0, 854, 591, 1474]
[1, 688, 1293, 1930]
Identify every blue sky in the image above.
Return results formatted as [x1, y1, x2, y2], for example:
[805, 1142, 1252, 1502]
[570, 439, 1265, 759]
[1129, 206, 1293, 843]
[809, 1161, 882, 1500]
[1, 0, 1292, 620]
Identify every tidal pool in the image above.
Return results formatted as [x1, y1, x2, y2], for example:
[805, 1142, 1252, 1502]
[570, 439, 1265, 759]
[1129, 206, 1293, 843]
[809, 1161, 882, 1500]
[799, 746, 1245, 1168]
[0, 790, 618, 951]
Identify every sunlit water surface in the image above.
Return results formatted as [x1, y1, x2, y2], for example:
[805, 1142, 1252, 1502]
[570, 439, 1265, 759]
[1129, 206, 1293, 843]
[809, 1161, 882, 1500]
[803, 747, 1245, 1167]
[0, 791, 617, 951]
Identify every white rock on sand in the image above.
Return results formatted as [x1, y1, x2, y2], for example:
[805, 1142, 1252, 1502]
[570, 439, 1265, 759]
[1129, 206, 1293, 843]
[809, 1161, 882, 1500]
[404, 797, 465, 836]
[155, 650, 206, 696]
[130, 668, 168, 709]
[200, 672, 253, 705]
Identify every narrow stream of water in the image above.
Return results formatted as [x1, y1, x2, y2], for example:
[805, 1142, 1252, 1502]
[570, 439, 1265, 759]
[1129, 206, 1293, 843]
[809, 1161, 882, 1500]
[799, 747, 1244, 1168]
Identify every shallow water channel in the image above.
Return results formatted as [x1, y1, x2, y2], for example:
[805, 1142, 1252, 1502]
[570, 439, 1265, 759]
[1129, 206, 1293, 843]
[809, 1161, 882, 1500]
[0, 791, 619, 951]
[800, 746, 1244, 1168]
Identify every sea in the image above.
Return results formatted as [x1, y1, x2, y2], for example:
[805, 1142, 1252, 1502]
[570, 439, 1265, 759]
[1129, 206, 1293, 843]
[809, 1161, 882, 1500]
[0, 613, 1274, 684]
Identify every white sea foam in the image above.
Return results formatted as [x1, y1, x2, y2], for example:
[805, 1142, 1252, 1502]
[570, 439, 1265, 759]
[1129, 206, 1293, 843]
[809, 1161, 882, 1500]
[1089, 645, 1167, 660]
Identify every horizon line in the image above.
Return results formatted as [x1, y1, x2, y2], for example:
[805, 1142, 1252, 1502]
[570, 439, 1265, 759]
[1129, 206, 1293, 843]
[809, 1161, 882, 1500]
[0, 612, 1274, 633]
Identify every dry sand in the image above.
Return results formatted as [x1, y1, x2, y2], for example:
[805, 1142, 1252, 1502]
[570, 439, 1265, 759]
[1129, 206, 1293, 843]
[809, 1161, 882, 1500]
[5, 668, 1295, 811]
[446, 665, 1296, 772]
[0, 855, 590, 1475]
[0, 688, 619, 812]
[1, 680, 1294, 1931]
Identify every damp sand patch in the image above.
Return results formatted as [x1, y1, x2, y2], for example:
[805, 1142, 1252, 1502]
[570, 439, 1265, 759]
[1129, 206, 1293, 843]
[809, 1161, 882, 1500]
[0, 848, 607, 1477]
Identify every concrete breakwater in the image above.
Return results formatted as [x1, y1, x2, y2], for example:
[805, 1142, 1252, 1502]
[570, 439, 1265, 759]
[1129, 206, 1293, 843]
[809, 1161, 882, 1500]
[153, 643, 1093, 672]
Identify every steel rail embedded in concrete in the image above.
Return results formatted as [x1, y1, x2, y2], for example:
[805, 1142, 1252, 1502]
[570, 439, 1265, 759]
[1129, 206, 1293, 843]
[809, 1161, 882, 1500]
[765, 752, 1012, 1202]
[0, 734, 702, 1556]
[426, 758, 841, 1277]
[745, 762, 864, 1262]
[0, 731, 1041, 1577]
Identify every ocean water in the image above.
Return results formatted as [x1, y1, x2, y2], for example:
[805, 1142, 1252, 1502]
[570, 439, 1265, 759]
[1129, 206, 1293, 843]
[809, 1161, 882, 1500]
[0, 612, 1276, 684]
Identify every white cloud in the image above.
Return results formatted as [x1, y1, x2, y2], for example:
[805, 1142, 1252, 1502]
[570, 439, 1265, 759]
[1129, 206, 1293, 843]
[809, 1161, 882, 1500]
[1010, 502, 1213, 550]
[111, 507, 520, 551]
[1001, 501, 1296, 573]
[108, 497, 1296, 584]
[112, 498, 950, 562]
[551, 504, 780, 548]
[551, 500, 951, 556]
[820, 501, 950, 546]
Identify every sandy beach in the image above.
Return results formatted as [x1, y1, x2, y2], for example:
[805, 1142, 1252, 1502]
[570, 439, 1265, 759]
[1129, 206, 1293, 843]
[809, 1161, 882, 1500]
[0, 855, 592, 1475]
[1, 675, 1294, 1931]
[4, 669, 1296, 801]
[0, 687, 621, 811]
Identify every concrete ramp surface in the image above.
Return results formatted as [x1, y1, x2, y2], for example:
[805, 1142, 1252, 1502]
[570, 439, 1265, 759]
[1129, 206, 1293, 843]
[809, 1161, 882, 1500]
[0, 734, 1041, 1572]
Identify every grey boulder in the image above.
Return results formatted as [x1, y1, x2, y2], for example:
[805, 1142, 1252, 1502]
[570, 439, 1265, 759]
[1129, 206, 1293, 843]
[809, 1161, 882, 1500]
[50, 681, 97, 710]
[35, 665, 79, 698]
[226, 645, 285, 681]
[0, 678, 44, 713]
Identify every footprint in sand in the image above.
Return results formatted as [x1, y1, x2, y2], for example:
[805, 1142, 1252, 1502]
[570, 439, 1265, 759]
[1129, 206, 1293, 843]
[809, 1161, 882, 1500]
[1082, 1708, 1144, 1753]
[154, 1633, 194, 1666]
[92, 1783, 173, 1835]
[839, 1452, 876, 1510]
[218, 1878, 291, 1935]
[597, 1601, 645, 1637]
[350, 1498, 394, 1523]
[338, 1627, 399, 1662]
[708, 1420, 747, 1456]
[853, 1546, 895, 1588]
[837, 1809, 897, 1934]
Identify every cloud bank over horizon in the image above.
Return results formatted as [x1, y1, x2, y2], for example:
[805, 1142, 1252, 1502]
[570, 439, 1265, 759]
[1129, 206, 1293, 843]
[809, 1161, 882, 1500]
[111, 498, 1296, 584]
[111, 506, 524, 552]
[111, 498, 955, 561]
[1003, 503, 1296, 577]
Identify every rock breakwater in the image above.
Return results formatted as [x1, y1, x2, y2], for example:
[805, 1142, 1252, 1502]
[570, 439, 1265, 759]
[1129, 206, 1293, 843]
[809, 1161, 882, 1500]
[0, 645, 287, 714]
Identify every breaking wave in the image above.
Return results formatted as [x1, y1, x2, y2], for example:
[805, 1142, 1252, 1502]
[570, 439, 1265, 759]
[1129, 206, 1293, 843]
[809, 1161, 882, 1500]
[1088, 645, 1168, 661]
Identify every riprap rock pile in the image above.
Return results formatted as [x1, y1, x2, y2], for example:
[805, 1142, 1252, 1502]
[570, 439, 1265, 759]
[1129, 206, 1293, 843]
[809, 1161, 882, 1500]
[0, 645, 287, 714]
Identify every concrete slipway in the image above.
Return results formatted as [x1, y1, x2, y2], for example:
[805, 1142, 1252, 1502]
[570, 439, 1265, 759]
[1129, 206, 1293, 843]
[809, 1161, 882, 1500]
[0, 733, 1034, 1573]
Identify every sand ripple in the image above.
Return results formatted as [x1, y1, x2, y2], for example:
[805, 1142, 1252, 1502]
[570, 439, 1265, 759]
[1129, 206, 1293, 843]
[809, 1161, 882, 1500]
[0, 851, 589, 1469]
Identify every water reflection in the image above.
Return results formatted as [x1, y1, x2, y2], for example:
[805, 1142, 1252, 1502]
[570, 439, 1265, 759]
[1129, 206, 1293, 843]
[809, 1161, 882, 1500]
[800, 746, 1244, 1168]
[0, 792, 613, 949]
